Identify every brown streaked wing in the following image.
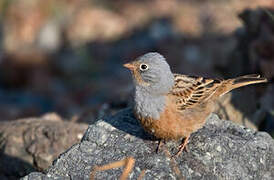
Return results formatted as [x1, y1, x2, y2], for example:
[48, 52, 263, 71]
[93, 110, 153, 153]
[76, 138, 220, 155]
[169, 74, 222, 110]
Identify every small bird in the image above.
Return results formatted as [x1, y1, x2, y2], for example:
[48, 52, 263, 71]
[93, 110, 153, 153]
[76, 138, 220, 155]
[124, 52, 267, 156]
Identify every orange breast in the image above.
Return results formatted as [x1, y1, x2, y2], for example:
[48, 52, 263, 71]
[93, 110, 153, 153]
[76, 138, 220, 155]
[135, 98, 212, 140]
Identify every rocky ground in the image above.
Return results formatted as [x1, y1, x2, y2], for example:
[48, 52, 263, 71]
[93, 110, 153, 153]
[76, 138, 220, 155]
[0, 113, 88, 179]
[22, 108, 274, 180]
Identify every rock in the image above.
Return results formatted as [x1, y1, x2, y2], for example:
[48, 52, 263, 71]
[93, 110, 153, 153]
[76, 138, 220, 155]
[214, 91, 258, 130]
[22, 108, 274, 179]
[66, 7, 127, 46]
[237, 8, 274, 80]
[0, 113, 88, 179]
[233, 7, 274, 134]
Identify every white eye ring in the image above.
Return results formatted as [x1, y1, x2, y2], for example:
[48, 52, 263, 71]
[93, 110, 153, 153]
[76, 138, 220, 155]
[139, 63, 149, 71]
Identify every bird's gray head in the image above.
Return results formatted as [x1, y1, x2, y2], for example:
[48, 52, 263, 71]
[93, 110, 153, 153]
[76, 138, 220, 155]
[124, 52, 174, 95]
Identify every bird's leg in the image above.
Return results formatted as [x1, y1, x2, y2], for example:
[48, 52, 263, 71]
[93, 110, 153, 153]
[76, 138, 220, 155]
[174, 136, 190, 157]
[156, 139, 165, 153]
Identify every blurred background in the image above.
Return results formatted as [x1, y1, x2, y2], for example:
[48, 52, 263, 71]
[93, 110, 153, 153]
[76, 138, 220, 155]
[0, 0, 274, 179]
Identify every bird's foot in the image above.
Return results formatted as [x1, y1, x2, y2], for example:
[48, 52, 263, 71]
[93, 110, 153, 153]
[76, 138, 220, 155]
[174, 136, 190, 157]
[156, 139, 165, 153]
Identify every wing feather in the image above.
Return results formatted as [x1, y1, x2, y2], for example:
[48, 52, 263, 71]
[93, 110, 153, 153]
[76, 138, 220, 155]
[169, 74, 222, 110]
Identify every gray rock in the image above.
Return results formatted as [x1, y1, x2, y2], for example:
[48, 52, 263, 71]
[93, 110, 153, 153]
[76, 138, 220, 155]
[0, 113, 88, 179]
[22, 108, 274, 180]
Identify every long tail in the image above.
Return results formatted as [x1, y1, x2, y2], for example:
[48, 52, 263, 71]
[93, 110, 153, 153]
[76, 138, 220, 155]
[215, 74, 267, 97]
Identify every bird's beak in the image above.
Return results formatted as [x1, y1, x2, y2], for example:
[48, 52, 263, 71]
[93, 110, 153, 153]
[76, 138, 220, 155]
[123, 63, 135, 71]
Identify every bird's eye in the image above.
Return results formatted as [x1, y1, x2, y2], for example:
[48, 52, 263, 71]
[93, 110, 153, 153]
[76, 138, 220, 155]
[139, 63, 149, 71]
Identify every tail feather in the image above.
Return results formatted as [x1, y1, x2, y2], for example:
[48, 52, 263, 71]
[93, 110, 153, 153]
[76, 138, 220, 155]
[237, 74, 261, 78]
[231, 75, 267, 89]
[216, 74, 267, 97]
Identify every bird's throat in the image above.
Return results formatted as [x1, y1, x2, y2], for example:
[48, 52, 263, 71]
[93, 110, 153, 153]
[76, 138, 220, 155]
[134, 86, 166, 120]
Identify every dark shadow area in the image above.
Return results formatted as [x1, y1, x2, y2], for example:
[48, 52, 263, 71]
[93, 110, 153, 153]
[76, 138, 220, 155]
[0, 151, 36, 179]
[105, 108, 157, 141]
